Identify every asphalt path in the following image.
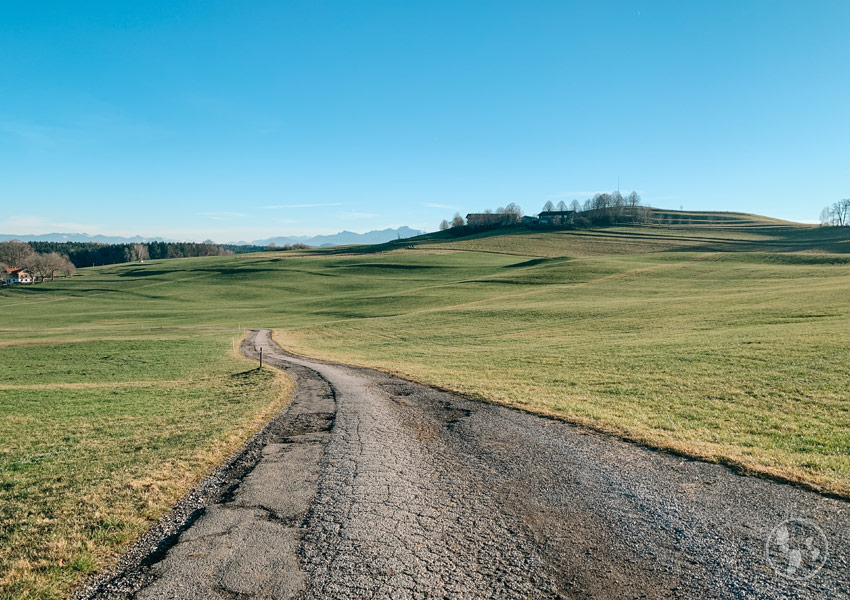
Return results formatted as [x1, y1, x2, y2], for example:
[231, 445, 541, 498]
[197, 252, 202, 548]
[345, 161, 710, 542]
[80, 329, 849, 599]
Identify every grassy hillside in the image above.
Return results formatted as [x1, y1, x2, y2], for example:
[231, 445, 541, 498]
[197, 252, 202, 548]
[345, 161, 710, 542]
[1, 217, 850, 598]
[348, 208, 850, 257]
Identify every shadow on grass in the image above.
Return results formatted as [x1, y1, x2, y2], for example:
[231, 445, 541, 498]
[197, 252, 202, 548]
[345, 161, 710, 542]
[672, 226, 850, 254]
[503, 257, 566, 268]
[230, 368, 261, 379]
[328, 263, 442, 271]
[118, 266, 285, 278]
[323, 221, 850, 257]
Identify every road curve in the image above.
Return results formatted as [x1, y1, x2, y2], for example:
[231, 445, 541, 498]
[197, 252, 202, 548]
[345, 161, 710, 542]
[82, 329, 848, 599]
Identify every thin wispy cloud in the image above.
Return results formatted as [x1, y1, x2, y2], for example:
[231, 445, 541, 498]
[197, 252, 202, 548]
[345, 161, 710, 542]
[424, 202, 459, 210]
[262, 203, 344, 209]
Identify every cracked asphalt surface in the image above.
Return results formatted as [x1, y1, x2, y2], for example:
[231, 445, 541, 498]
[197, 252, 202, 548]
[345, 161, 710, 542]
[81, 329, 849, 599]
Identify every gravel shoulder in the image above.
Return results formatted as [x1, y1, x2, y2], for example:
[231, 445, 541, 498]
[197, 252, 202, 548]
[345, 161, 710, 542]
[80, 329, 849, 599]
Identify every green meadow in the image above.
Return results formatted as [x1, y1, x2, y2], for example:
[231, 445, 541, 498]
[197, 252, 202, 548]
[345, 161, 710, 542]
[2, 216, 850, 598]
[0, 333, 291, 599]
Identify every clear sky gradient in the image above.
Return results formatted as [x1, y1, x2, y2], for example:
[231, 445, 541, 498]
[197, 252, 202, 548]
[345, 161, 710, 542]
[1, 1, 848, 241]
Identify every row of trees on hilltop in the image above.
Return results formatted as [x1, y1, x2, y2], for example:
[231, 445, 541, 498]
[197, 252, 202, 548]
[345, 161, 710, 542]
[542, 191, 649, 225]
[436, 191, 648, 231]
[438, 215, 465, 230]
[820, 199, 850, 226]
[542, 199, 581, 212]
[0, 240, 76, 282]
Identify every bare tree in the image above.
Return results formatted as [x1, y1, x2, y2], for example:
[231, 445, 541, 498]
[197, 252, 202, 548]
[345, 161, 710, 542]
[22, 252, 47, 282]
[542, 200, 555, 212]
[131, 243, 150, 262]
[451, 213, 465, 228]
[592, 193, 612, 211]
[611, 191, 626, 220]
[835, 199, 850, 226]
[569, 200, 581, 212]
[503, 203, 522, 224]
[556, 200, 567, 211]
[38, 252, 73, 281]
[820, 199, 850, 226]
[439, 219, 450, 231]
[0, 240, 35, 268]
[60, 255, 76, 278]
[39, 253, 58, 281]
[627, 191, 641, 208]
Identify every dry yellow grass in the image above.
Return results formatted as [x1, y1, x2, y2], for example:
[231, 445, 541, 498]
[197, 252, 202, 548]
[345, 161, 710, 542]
[0, 333, 293, 600]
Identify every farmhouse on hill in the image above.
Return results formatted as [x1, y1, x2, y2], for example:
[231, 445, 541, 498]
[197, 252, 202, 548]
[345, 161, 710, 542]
[2, 267, 33, 285]
[464, 209, 577, 229]
[465, 213, 506, 228]
[537, 210, 575, 226]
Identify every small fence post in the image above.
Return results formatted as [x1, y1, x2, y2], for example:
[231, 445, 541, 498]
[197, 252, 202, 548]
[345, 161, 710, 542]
[259, 347, 263, 368]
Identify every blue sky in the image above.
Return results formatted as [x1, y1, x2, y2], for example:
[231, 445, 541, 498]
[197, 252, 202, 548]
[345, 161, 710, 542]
[1, 1, 848, 241]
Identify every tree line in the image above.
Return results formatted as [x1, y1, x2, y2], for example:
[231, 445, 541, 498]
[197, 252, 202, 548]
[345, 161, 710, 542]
[545, 190, 649, 226]
[21, 240, 232, 267]
[820, 199, 850, 226]
[437, 191, 648, 231]
[0, 240, 76, 282]
[24, 240, 245, 268]
[264, 242, 311, 251]
[1, 239, 312, 274]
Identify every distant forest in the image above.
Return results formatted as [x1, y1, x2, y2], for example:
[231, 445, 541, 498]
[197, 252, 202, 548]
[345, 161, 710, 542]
[19, 241, 285, 269]
[25, 241, 233, 268]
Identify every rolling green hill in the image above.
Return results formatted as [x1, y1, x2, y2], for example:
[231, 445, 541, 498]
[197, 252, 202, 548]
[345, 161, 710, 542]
[2, 215, 850, 599]
[345, 208, 850, 257]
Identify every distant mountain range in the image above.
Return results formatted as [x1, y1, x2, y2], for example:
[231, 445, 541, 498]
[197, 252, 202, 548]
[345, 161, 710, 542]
[243, 226, 424, 248]
[0, 232, 167, 244]
[0, 226, 425, 248]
